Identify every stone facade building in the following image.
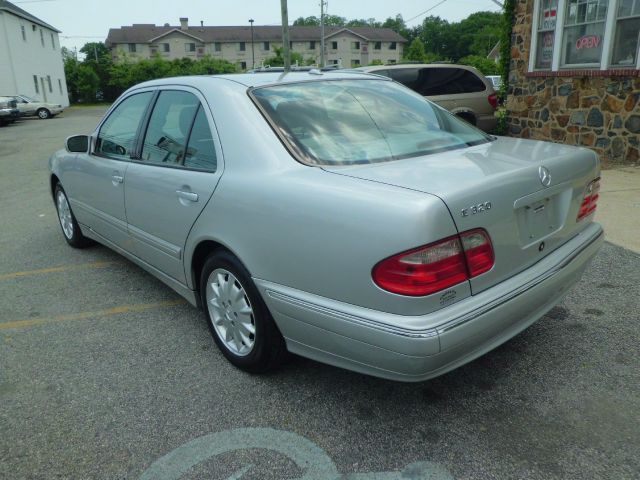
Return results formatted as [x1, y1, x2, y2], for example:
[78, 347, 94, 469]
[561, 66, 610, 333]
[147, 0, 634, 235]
[506, 0, 639, 166]
[105, 19, 405, 70]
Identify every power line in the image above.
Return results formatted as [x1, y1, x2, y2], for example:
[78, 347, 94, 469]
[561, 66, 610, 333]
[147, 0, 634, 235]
[405, 0, 449, 23]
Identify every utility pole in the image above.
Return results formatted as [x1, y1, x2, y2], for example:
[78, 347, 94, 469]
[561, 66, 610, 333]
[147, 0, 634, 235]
[249, 19, 255, 69]
[320, 0, 327, 67]
[281, 0, 290, 71]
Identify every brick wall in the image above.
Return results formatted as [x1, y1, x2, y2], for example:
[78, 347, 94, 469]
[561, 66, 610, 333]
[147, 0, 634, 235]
[506, 1, 640, 167]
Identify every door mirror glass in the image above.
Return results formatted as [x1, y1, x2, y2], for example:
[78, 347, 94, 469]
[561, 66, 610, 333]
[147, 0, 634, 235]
[66, 135, 89, 153]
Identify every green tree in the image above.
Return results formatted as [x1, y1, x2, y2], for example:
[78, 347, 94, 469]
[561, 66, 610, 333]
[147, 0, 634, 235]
[458, 55, 500, 75]
[405, 38, 427, 62]
[76, 65, 100, 103]
[293, 16, 319, 26]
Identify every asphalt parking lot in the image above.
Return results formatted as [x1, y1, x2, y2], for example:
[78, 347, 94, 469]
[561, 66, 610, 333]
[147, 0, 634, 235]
[1, 108, 639, 480]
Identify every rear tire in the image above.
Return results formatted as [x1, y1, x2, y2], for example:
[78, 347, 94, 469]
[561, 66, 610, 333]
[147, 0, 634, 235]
[200, 250, 287, 373]
[54, 184, 92, 248]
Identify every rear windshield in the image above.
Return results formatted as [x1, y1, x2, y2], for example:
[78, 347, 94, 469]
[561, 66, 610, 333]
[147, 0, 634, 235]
[251, 79, 492, 166]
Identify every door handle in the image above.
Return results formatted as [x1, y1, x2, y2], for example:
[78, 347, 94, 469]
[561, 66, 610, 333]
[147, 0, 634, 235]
[176, 190, 199, 202]
[112, 174, 124, 184]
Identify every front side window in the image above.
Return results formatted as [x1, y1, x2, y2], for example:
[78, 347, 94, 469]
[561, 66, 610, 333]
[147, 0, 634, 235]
[96, 92, 153, 159]
[141, 91, 199, 166]
[613, 0, 640, 66]
[562, 0, 608, 66]
[251, 79, 490, 166]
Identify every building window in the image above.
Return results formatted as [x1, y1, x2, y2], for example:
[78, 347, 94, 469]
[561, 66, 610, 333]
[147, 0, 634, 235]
[309, 41, 316, 50]
[128, 43, 136, 53]
[40, 29, 44, 47]
[350, 59, 361, 67]
[21, 25, 26, 41]
[263, 41, 270, 51]
[240, 61, 247, 70]
[331, 41, 338, 50]
[374, 41, 381, 50]
[47, 75, 52, 93]
[239, 42, 246, 51]
[562, 0, 608, 66]
[535, 0, 558, 68]
[58, 79, 63, 95]
[612, 0, 640, 66]
[185, 43, 196, 52]
[351, 41, 360, 50]
[389, 59, 397, 64]
[214, 42, 222, 52]
[33, 75, 39, 94]
[389, 42, 397, 50]
[51, 33, 55, 49]
[163, 43, 170, 53]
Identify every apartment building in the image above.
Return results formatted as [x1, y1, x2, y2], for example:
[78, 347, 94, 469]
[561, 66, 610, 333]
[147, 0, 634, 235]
[105, 18, 406, 69]
[0, 0, 69, 106]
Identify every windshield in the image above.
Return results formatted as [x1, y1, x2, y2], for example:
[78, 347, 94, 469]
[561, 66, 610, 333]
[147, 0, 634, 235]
[251, 79, 492, 166]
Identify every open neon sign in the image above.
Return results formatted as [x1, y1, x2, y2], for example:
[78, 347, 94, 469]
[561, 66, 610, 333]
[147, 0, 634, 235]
[576, 35, 601, 50]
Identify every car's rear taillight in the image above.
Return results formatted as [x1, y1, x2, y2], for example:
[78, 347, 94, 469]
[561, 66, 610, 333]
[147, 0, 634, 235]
[488, 92, 498, 110]
[460, 229, 494, 277]
[577, 178, 600, 222]
[372, 229, 494, 297]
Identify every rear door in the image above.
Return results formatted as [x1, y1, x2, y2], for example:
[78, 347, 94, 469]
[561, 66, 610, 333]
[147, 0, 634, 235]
[124, 88, 222, 284]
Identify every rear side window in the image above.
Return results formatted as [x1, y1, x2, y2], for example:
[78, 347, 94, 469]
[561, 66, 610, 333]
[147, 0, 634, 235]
[96, 92, 153, 159]
[386, 69, 420, 90]
[141, 91, 199, 166]
[419, 68, 486, 96]
[141, 90, 217, 172]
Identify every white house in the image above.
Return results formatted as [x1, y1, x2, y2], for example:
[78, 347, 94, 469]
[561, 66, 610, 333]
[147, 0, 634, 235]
[0, 0, 69, 106]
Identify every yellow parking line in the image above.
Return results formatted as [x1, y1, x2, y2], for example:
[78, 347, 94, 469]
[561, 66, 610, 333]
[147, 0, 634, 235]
[0, 300, 187, 331]
[0, 261, 118, 281]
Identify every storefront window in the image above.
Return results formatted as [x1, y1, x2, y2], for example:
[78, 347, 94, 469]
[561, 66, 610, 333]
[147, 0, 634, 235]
[612, 0, 640, 66]
[562, 0, 609, 66]
[535, 0, 559, 68]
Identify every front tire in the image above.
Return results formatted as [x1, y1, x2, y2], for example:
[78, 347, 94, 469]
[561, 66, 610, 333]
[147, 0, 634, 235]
[54, 184, 91, 248]
[37, 108, 51, 119]
[200, 250, 287, 373]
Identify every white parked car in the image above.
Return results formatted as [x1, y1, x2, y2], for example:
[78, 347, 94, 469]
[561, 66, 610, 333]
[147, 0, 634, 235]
[10, 94, 63, 119]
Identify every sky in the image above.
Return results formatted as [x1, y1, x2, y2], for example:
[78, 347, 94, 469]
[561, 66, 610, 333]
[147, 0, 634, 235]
[12, 0, 503, 54]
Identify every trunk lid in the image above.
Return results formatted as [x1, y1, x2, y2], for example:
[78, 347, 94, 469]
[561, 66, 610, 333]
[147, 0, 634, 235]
[324, 137, 600, 294]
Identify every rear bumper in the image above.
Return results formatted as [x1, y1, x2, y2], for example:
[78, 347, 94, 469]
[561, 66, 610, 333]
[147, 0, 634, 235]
[256, 222, 604, 381]
[476, 113, 498, 132]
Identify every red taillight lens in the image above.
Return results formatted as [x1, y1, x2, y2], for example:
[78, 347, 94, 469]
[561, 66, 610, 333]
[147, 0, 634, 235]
[488, 92, 498, 110]
[460, 229, 494, 277]
[372, 229, 494, 297]
[576, 178, 600, 222]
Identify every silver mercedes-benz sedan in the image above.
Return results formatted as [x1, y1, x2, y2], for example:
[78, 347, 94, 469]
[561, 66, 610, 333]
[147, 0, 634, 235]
[49, 72, 603, 381]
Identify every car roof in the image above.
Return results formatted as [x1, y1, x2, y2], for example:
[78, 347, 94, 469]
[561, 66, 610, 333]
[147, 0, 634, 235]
[356, 63, 478, 72]
[133, 71, 389, 91]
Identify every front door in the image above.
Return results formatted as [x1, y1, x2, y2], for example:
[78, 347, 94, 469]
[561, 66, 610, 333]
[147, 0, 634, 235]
[124, 89, 222, 284]
[64, 91, 153, 249]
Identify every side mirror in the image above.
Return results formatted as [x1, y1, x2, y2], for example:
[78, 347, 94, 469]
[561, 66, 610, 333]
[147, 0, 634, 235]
[66, 135, 89, 153]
